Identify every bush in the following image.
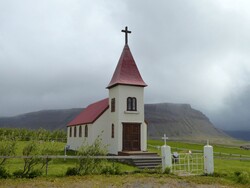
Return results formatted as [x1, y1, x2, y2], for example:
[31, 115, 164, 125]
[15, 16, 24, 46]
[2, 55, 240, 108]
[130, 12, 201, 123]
[13, 169, 43, 178]
[163, 167, 171, 174]
[28, 169, 43, 178]
[77, 136, 108, 175]
[209, 172, 227, 177]
[0, 166, 10, 179]
[0, 140, 16, 165]
[235, 171, 249, 184]
[101, 164, 121, 175]
[13, 170, 25, 178]
[66, 167, 79, 176]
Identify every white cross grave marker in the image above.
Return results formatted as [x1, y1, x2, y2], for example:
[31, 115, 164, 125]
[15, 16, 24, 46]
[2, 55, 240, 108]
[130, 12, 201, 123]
[162, 134, 168, 146]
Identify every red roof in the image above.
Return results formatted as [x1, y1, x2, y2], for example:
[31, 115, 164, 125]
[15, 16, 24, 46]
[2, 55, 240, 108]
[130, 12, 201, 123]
[67, 98, 109, 126]
[107, 44, 147, 89]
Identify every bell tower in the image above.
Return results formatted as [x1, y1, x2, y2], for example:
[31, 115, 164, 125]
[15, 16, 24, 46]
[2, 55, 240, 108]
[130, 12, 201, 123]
[107, 27, 147, 154]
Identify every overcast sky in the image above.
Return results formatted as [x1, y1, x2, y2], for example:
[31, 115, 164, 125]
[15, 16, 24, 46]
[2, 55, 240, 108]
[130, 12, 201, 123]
[1, 0, 250, 130]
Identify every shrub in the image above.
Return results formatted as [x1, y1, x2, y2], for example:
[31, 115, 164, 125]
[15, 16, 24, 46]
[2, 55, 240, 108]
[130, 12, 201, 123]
[28, 169, 43, 178]
[0, 140, 16, 165]
[0, 166, 10, 179]
[163, 167, 171, 174]
[101, 164, 121, 175]
[209, 172, 227, 177]
[13, 169, 42, 178]
[22, 142, 41, 176]
[235, 171, 249, 184]
[13, 170, 25, 178]
[77, 136, 108, 175]
[66, 167, 79, 176]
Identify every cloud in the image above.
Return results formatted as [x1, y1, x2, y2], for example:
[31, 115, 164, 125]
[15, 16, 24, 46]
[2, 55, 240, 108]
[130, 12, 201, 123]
[0, 0, 250, 130]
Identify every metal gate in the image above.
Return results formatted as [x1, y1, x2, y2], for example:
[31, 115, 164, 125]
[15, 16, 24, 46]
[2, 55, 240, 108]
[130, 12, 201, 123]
[172, 153, 204, 175]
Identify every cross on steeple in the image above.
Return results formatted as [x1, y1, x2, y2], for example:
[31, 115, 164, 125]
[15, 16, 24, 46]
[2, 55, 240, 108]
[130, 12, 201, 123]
[121, 26, 131, 45]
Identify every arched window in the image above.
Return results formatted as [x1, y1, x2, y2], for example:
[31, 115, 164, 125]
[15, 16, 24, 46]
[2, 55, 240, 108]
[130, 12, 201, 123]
[74, 126, 77, 137]
[127, 97, 137, 111]
[79, 126, 82, 137]
[85, 125, 88, 137]
[69, 127, 72, 137]
[111, 124, 114, 138]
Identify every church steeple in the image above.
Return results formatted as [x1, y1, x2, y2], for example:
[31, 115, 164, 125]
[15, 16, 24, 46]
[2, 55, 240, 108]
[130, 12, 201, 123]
[107, 27, 147, 89]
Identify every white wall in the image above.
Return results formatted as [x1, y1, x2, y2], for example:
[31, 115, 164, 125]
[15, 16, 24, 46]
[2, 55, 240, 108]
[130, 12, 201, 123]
[109, 85, 147, 153]
[66, 110, 111, 152]
[67, 84, 147, 155]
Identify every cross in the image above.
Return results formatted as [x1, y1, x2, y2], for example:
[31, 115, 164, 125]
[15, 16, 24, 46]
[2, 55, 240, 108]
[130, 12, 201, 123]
[162, 134, 169, 146]
[121, 26, 131, 45]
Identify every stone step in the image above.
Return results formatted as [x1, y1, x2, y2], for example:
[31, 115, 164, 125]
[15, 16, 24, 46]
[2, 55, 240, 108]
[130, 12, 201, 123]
[118, 151, 159, 156]
[131, 157, 162, 169]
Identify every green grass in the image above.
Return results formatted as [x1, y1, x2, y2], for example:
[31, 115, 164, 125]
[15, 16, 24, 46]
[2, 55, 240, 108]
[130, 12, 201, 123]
[1, 140, 250, 187]
[3, 141, 137, 176]
[148, 140, 250, 156]
[148, 139, 250, 185]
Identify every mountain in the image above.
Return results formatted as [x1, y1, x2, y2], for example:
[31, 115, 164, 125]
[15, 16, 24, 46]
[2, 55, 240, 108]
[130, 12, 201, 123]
[0, 108, 83, 130]
[0, 103, 230, 141]
[145, 103, 230, 142]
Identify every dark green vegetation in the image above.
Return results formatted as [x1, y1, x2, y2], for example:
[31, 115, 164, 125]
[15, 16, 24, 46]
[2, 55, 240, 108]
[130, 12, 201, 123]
[0, 128, 66, 142]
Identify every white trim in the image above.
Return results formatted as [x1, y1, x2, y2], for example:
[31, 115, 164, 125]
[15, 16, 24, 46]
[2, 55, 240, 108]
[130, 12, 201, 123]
[124, 111, 139, 114]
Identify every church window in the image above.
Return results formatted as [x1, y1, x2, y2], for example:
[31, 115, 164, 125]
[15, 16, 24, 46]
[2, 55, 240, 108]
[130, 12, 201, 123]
[69, 127, 72, 137]
[74, 126, 77, 137]
[85, 125, 88, 137]
[127, 97, 137, 111]
[79, 126, 82, 137]
[111, 124, 114, 138]
[111, 98, 115, 112]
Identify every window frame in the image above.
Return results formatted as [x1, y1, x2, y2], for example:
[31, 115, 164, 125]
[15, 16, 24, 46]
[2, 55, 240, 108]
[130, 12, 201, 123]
[111, 124, 114, 138]
[74, 126, 77, 137]
[111, 98, 115, 112]
[127, 97, 137, 111]
[69, 127, 72, 137]
[85, 125, 88, 137]
[79, 126, 82, 137]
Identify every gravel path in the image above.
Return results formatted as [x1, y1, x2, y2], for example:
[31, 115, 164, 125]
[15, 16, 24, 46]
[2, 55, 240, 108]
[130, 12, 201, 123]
[0, 175, 235, 188]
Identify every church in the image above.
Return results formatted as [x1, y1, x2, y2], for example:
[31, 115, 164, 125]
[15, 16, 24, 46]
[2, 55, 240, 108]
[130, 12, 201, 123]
[67, 27, 147, 155]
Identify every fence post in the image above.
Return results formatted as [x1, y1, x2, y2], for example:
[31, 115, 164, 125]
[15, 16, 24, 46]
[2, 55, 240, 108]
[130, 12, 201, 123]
[161, 145, 172, 172]
[204, 141, 214, 175]
[46, 156, 49, 176]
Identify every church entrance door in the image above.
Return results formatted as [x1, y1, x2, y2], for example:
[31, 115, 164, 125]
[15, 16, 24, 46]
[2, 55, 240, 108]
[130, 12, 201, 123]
[122, 123, 141, 151]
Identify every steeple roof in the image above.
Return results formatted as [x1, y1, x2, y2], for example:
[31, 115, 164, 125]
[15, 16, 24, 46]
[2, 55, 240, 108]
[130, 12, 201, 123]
[107, 44, 147, 89]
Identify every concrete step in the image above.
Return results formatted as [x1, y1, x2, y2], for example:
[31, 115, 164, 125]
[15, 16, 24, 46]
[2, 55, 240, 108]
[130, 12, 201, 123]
[118, 151, 159, 156]
[131, 157, 162, 169]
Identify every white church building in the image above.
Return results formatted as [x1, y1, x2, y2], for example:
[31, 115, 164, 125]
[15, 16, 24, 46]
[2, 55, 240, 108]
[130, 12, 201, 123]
[67, 27, 147, 155]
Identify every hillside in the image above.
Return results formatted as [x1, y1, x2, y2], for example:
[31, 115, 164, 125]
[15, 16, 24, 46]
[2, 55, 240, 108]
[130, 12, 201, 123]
[0, 103, 230, 141]
[145, 103, 229, 141]
[0, 108, 82, 130]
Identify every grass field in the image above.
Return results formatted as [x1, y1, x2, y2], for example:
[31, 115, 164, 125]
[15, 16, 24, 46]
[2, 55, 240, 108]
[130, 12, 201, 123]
[148, 139, 250, 185]
[1, 140, 250, 187]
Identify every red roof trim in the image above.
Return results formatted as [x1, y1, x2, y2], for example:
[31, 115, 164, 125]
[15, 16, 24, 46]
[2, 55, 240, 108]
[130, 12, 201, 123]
[67, 98, 109, 126]
[107, 83, 146, 89]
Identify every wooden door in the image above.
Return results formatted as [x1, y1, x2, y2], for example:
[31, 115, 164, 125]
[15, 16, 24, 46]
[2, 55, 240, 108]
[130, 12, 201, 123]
[122, 123, 141, 151]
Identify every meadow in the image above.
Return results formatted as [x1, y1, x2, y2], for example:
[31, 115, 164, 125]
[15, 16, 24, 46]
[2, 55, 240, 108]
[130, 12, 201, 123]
[0, 128, 250, 187]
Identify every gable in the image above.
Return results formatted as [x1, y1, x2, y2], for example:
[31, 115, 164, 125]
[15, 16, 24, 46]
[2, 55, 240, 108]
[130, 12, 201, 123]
[67, 98, 109, 126]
